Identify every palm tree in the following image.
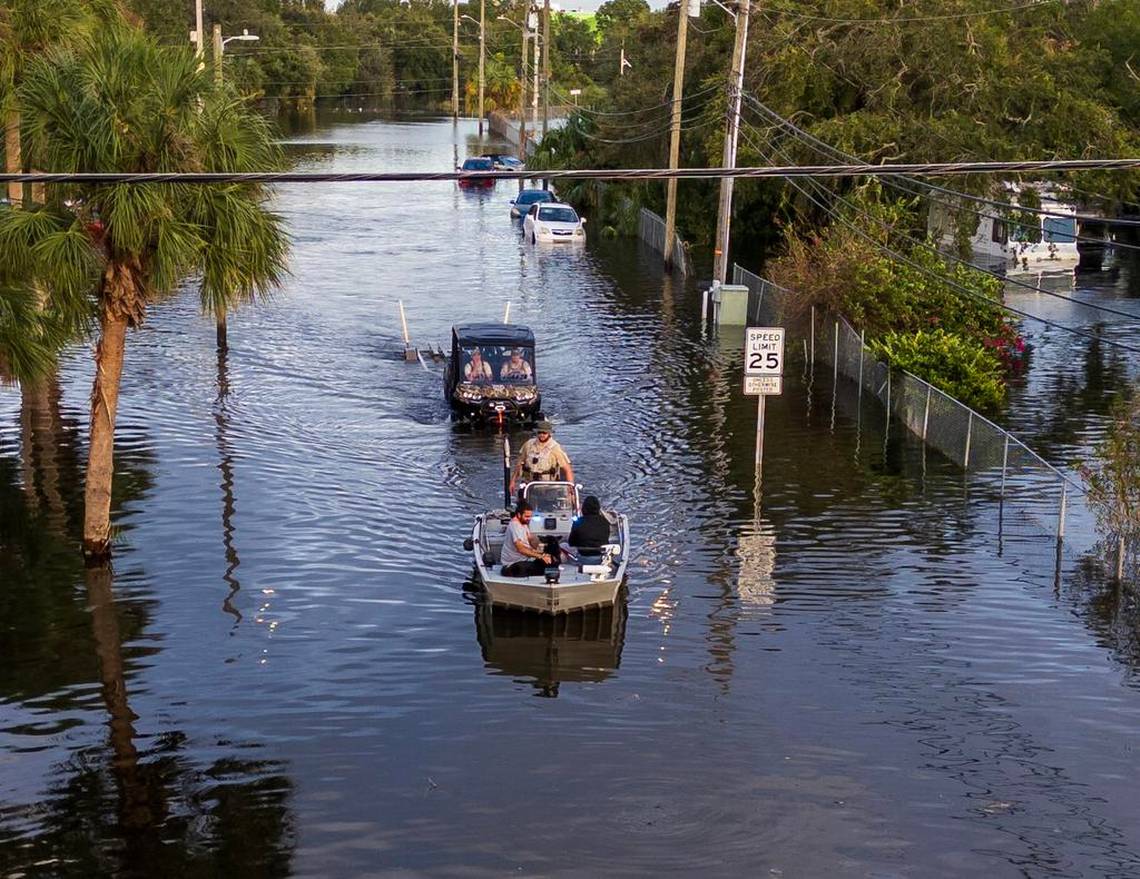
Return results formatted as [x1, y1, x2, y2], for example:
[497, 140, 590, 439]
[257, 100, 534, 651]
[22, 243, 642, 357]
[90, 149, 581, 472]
[7, 26, 289, 560]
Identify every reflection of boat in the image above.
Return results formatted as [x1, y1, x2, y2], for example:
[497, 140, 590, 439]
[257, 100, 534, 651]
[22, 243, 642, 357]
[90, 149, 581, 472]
[474, 602, 626, 696]
[466, 479, 631, 613]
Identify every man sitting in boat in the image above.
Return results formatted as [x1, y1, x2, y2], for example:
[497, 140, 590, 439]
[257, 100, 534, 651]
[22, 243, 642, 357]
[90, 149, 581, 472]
[500, 499, 557, 577]
[568, 495, 609, 557]
[510, 420, 573, 493]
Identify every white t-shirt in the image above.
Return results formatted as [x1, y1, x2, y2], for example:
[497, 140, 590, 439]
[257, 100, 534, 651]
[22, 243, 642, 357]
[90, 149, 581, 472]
[499, 518, 533, 569]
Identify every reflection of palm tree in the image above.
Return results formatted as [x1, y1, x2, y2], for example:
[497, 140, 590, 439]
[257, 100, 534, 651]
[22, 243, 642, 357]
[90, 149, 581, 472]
[85, 563, 157, 831]
[216, 348, 242, 624]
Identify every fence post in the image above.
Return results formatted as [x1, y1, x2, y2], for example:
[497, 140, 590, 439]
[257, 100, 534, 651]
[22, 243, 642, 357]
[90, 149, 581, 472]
[857, 329, 865, 389]
[1057, 480, 1067, 541]
[833, 320, 839, 384]
[810, 305, 815, 366]
[922, 385, 932, 442]
[1118, 535, 1126, 581]
[963, 411, 973, 470]
[1000, 434, 1009, 499]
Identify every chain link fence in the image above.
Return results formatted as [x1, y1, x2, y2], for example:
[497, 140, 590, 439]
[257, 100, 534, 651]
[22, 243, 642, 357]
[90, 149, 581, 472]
[639, 209, 692, 276]
[731, 264, 1099, 560]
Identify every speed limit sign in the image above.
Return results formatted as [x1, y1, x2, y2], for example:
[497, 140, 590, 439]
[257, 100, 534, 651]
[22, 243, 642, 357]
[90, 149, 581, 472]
[745, 327, 785, 377]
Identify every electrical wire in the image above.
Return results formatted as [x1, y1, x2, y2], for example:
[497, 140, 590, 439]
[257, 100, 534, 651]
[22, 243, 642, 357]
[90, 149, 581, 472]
[736, 123, 1140, 355]
[8, 159, 1140, 185]
[742, 92, 1140, 230]
[741, 93, 1140, 252]
[548, 83, 722, 118]
[740, 112, 1140, 325]
[765, 0, 1064, 25]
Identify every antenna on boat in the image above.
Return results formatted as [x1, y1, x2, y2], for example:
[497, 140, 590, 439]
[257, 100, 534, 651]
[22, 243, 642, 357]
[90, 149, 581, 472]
[503, 435, 512, 508]
[503, 301, 511, 323]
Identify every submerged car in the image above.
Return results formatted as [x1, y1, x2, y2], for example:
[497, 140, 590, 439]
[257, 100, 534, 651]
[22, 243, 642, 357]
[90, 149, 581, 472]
[457, 156, 495, 188]
[523, 203, 586, 244]
[445, 324, 541, 424]
[509, 188, 556, 218]
[484, 153, 525, 171]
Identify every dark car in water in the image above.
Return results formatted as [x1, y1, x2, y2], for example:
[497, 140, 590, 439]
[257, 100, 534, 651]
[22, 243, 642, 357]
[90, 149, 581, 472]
[509, 188, 556, 218]
[457, 156, 495, 188]
[445, 324, 541, 425]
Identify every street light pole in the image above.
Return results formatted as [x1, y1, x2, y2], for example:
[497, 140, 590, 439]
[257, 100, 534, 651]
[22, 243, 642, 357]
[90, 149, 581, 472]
[712, 0, 751, 285]
[210, 25, 260, 352]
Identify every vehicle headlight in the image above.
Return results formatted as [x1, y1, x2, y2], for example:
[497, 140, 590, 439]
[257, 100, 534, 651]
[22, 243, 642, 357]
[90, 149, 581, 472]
[575, 227, 585, 236]
[457, 387, 483, 402]
[537, 224, 551, 235]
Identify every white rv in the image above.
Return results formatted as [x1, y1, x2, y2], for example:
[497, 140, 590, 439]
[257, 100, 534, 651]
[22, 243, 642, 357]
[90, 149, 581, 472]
[929, 185, 1080, 274]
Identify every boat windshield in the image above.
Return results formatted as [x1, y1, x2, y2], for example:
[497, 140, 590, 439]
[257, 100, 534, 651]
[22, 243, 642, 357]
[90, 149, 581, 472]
[460, 345, 535, 385]
[526, 483, 579, 515]
[1043, 216, 1077, 243]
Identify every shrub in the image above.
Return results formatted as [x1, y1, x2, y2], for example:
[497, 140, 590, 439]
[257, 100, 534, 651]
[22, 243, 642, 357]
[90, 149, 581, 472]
[1078, 396, 1140, 577]
[869, 329, 1007, 414]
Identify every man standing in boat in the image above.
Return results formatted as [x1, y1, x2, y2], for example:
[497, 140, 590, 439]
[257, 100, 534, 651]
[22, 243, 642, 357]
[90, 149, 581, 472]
[510, 420, 573, 493]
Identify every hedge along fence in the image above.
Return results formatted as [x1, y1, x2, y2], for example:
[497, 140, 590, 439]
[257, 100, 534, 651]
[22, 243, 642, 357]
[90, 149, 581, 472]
[731, 264, 1099, 565]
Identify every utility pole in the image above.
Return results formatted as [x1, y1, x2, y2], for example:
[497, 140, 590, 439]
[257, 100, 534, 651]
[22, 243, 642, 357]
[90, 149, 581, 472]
[532, 19, 539, 133]
[212, 24, 223, 87]
[663, 0, 692, 271]
[194, 0, 204, 58]
[478, 0, 486, 135]
[542, 0, 551, 139]
[619, 43, 626, 77]
[712, 0, 750, 285]
[518, 9, 528, 164]
[452, 0, 460, 121]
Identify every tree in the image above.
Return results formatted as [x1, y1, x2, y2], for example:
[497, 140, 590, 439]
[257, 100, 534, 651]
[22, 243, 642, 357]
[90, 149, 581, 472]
[7, 26, 289, 560]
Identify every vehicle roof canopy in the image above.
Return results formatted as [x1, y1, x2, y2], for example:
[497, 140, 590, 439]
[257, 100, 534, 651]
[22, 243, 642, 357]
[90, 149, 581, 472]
[453, 324, 536, 347]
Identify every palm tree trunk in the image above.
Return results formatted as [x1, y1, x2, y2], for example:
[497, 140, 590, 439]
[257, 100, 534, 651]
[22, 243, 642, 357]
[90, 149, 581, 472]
[5, 109, 21, 205]
[83, 306, 128, 561]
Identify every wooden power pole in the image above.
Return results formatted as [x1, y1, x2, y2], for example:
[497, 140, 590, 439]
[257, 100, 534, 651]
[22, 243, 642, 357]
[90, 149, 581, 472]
[663, 0, 693, 271]
[713, 0, 750, 285]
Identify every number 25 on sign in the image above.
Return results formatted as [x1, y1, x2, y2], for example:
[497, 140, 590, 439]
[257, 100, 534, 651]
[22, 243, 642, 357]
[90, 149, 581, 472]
[745, 327, 785, 378]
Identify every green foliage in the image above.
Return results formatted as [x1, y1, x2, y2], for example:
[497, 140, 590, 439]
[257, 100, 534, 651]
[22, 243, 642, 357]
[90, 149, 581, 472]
[4, 25, 288, 330]
[1079, 396, 1140, 566]
[869, 329, 1007, 414]
[121, 0, 603, 113]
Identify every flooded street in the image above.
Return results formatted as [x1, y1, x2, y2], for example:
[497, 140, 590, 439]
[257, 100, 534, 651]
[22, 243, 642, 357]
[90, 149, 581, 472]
[3, 115, 1140, 877]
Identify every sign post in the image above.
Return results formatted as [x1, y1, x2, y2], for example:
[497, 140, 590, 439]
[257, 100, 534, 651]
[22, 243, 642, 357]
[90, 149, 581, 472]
[743, 327, 785, 473]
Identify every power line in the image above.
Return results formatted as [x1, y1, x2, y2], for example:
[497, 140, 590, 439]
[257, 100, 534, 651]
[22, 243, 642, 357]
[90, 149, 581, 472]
[7, 158, 1140, 185]
[765, 0, 1064, 25]
[740, 114, 1140, 325]
[737, 124, 1140, 356]
[741, 93, 1140, 229]
[741, 93, 1140, 251]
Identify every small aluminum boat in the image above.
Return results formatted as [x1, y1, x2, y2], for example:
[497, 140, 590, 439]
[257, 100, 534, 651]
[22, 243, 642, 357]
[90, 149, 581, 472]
[464, 444, 629, 614]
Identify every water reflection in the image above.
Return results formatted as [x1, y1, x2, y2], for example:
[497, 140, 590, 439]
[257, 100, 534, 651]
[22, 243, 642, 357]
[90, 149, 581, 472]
[215, 349, 243, 624]
[473, 601, 627, 698]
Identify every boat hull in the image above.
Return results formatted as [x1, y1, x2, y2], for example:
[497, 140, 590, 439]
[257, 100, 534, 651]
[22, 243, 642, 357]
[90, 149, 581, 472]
[470, 512, 629, 615]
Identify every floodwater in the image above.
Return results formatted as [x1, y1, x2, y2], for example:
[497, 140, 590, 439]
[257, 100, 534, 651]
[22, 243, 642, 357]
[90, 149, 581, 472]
[3, 115, 1140, 877]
